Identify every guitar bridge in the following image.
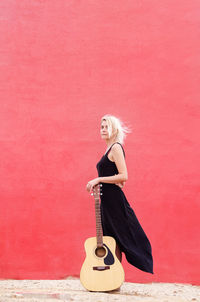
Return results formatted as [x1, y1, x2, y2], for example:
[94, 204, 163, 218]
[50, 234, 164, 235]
[93, 266, 110, 271]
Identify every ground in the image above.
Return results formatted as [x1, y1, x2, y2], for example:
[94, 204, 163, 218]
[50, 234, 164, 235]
[0, 278, 200, 302]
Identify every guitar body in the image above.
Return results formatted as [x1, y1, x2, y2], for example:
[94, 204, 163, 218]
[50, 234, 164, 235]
[80, 236, 125, 292]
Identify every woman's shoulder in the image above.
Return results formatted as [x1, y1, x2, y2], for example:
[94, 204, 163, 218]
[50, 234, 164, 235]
[111, 142, 125, 157]
[111, 142, 123, 150]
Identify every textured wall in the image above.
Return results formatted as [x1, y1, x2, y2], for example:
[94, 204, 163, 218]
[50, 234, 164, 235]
[0, 0, 200, 284]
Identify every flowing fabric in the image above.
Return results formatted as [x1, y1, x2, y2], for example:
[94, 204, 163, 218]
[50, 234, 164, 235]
[96, 142, 153, 273]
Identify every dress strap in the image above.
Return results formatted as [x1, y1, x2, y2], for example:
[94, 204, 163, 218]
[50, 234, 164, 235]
[106, 142, 125, 158]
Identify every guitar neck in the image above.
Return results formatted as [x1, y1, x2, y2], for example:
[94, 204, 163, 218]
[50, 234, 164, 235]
[94, 196, 103, 247]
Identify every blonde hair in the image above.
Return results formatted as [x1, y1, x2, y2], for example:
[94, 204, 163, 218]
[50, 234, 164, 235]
[101, 114, 131, 144]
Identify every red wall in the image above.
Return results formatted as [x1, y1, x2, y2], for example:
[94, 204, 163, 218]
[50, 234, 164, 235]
[0, 0, 200, 284]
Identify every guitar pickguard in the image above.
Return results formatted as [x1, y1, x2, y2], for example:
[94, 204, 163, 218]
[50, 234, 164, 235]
[103, 243, 115, 265]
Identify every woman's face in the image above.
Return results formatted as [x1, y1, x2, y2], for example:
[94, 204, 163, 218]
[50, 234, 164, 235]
[100, 120, 110, 140]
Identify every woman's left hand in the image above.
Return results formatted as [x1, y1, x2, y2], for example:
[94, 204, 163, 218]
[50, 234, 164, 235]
[86, 178, 100, 193]
[116, 181, 125, 189]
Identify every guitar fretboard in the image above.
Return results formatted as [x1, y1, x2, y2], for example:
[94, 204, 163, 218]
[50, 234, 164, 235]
[93, 185, 103, 247]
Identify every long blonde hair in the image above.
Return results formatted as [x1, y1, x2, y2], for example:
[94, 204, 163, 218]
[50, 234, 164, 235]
[101, 114, 131, 144]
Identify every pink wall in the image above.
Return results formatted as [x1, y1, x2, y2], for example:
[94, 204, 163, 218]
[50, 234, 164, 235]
[0, 0, 200, 284]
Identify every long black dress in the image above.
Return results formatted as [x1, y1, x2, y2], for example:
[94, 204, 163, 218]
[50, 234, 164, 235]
[96, 142, 153, 274]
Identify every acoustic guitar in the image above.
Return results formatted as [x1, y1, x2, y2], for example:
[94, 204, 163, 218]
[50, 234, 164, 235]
[80, 184, 125, 292]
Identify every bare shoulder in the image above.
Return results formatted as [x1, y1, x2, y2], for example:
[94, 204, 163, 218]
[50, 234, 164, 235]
[111, 143, 124, 155]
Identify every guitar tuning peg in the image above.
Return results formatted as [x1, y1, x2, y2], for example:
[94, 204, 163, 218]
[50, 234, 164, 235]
[100, 193, 103, 195]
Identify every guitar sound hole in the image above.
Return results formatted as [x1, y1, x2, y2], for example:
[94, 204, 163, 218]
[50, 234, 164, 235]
[95, 246, 106, 258]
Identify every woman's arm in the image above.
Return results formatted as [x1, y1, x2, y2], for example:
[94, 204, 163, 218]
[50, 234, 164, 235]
[86, 144, 128, 192]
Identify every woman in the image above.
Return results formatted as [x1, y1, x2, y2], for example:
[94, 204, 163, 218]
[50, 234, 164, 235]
[86, 114, 153, 274]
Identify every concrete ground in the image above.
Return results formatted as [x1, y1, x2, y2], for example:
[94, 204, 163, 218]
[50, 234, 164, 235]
[0, 278, 200, 302]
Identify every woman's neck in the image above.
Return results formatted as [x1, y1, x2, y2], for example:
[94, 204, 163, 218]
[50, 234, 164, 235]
[105, 139, 118, 151]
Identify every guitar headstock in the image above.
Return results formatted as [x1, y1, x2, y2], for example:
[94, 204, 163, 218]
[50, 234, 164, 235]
[91, 184, 103, 200]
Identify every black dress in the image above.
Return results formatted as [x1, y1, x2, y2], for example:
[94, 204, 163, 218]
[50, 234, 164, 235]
[96, 142, 153, 274]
